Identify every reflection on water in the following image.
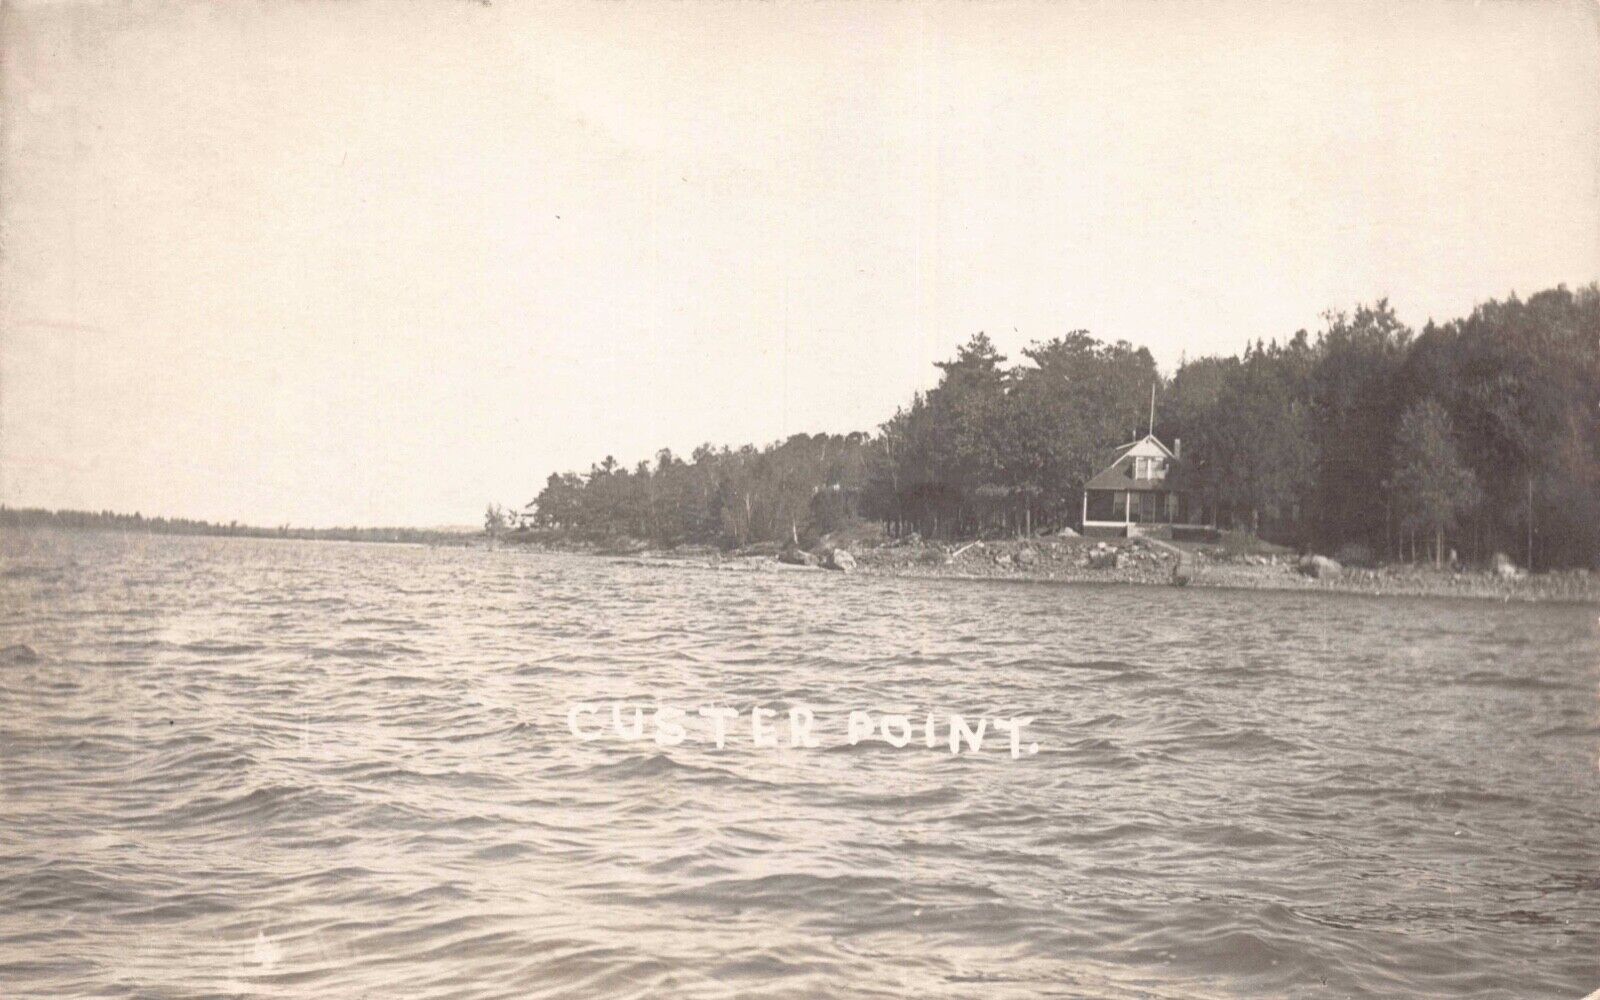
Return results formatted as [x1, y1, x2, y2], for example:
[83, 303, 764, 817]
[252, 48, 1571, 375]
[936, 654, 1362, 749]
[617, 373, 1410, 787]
[1, 530, 1597, 999]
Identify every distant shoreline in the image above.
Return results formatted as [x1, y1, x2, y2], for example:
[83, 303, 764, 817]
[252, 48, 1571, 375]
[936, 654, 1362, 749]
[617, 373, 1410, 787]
[0, 508, 478, 547]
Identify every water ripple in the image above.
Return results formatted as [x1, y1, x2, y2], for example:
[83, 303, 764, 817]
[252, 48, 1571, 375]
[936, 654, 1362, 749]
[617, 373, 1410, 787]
[1, 530, 1597, 999]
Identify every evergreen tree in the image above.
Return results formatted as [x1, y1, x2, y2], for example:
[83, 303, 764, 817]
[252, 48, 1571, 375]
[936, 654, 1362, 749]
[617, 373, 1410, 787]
[1389, 400, 1481, 566]
[522, 283, 1599, 568]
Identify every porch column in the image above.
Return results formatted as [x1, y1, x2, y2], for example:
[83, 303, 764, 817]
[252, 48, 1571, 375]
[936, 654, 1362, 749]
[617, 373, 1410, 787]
[1124, 492, 1131, 523]
[1081, 491, 1087, 526]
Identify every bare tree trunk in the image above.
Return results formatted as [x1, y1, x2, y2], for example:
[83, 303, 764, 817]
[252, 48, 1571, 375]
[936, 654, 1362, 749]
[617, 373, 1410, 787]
[1526, 476, 1534, 571]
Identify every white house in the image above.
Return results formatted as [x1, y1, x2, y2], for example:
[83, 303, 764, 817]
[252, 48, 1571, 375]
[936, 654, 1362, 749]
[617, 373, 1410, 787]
[1081, 434, 1209, 537]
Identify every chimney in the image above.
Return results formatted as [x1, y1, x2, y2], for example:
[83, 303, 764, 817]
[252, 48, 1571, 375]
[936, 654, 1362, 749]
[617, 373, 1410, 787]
[1174, 438, 1182, 458]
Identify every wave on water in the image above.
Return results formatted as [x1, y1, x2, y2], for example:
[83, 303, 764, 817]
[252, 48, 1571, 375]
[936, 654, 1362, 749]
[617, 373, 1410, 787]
[1, 531, 1597, 999]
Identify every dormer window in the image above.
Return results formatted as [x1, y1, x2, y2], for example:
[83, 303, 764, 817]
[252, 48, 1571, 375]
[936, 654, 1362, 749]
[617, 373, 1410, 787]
[1131, 456, 1166, 480]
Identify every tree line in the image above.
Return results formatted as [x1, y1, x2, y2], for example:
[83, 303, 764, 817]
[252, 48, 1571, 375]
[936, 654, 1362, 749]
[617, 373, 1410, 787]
[0, 507, 474, 546]
[525, 284, 1598, 569]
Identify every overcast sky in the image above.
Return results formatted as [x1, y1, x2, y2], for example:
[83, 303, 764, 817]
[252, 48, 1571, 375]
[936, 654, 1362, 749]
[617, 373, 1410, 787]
[2, 1, 1596, 527]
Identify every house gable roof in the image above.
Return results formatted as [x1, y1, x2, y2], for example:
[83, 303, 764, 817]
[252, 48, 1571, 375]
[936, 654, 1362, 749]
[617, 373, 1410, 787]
[1084, 434, 1181, 492]
[1118, 434, 1176, 459]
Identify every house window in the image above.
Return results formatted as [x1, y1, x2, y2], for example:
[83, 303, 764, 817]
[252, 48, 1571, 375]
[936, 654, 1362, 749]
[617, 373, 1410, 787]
[1131, 457, 1166, 480]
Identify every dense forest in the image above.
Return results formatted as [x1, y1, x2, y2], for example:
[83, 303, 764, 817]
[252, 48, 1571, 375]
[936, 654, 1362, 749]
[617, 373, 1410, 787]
[0, 507, 473, 546]
[524, 284, 1599, 570]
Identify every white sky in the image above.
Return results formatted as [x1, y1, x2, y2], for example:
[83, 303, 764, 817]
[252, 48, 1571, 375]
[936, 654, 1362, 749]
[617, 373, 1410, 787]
[2, 0, 1596, 527]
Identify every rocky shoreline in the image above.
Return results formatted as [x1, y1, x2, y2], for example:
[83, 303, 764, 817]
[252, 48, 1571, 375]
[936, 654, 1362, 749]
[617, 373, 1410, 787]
[849, 537, 1598, 603]
[518, 534, 1600, 604]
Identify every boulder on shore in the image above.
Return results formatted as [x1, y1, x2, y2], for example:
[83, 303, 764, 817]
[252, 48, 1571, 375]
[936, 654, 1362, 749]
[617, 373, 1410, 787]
[1089, 548, 1120, 570]
[1016, 547, 1039, 566]
[1298, 554, 1343, 579]
[1170, 553, 1193, 586]
[823, 548, 857, 573]
[777, 547, 817, 567]
[1491, 552, 1522, 579]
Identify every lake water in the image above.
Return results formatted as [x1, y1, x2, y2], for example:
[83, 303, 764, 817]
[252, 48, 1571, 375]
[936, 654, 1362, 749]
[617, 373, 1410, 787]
[1, 530, 1596, 999]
